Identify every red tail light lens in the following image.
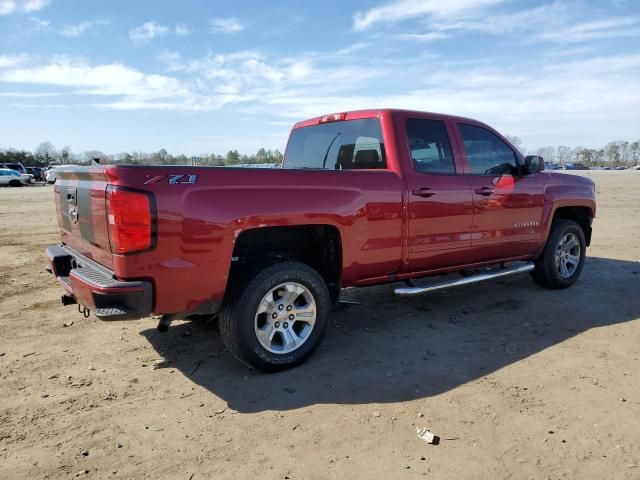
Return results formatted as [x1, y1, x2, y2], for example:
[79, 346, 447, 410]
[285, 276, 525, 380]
[106, 186, 154, 254]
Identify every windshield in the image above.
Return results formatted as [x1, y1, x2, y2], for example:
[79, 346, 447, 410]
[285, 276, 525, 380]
[284, 118, 386, 170]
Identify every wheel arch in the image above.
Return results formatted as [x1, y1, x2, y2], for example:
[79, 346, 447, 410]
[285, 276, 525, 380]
[228, 224, 343, 300]
[551, 205, 594, 246]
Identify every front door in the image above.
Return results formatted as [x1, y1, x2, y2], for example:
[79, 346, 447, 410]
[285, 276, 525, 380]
[454, 123, 545, 261]
[398, 115, 474, 272]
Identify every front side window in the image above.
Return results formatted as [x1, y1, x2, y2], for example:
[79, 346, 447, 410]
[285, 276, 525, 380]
[458, 124, 518, 175]
[406, 118, 456, 174]
[284, 118, 386, 170]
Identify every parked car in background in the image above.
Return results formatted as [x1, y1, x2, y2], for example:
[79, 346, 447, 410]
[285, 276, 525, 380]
[0, 162, 28, 174]
[0, 168, 34, 186]
[46, 165, 79, 184]
[545, 162, 561, 170]
[563, 163, 590, 170]
[26, 167, 45, 182]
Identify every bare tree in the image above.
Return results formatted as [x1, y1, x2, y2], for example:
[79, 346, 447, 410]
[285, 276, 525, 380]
[630, 141, 640, 166]
[536, 146, 557, 163]
[557, 145, 572, 164]
[35, 141, 57, 163]
[604, 142, 621, 165]
[59, 146, 71, 164]
[82, 150, 108, 164]
[505, 135, 523, 151]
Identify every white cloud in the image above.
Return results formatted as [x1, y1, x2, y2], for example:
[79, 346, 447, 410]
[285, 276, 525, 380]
[0, 0, 49, 15]
[175, 23, 191, 36]
[29, 16, 50, 31]
[394, 32, 449, 41]
[129, 21, 169, 44]
[60, 20, 109, 37]
[128, 21, 193, 43]
[0, 1, 16, 15]
[210, 17, 246, 33]
[353, 0, 504, 31]
[0, 56, 187, 100]
[355, 1, 640, 45]
[537, 17, 640, 42]
[9, 102, 66, 108]
[0, 91, 60, 97]
[2, 48, 639, 148]
[23, 0, 48, 12]
[0, 53, 28, 67]
[335, 42, 370, 56]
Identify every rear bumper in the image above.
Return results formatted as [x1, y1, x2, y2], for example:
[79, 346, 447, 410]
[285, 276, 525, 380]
[45, 244, 152, 321]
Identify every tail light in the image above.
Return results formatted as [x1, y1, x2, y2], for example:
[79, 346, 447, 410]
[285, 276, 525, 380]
[106, 186, 155, 254]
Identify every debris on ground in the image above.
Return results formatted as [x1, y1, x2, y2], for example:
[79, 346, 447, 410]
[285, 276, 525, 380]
[63, 320, 73, 327]
[416, 427, 440, 445]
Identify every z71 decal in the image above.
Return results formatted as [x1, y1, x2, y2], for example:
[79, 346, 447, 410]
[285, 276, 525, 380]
[144, 174, 198, 185]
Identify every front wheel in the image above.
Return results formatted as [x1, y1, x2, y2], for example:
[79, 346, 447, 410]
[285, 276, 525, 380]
[532, 219, 586, 289]
[219, 261, 331, 372]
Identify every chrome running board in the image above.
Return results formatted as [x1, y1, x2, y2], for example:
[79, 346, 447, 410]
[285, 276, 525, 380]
[394, 262, 535, 296]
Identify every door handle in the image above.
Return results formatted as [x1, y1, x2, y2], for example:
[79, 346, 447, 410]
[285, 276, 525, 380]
[474, 187, 495, 196]
[411, 187, 437, 197]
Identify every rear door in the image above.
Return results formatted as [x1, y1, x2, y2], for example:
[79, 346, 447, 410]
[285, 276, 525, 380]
[454, 123, 545, 261]
[396, 114, 474, 272]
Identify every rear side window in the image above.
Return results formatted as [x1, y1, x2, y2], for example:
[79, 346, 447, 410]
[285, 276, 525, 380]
[284, 119, 387, 170]
[406, 119, 456, 174]
[458, 124, 518, 175]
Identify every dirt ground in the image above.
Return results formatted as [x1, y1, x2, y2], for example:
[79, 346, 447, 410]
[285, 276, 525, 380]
[1, 171, 639, 480]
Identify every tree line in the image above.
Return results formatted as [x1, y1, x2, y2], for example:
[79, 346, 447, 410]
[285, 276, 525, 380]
[506, 137, 640, 167]
[2, 139, 638, 168]
[0, 141, 283, 167]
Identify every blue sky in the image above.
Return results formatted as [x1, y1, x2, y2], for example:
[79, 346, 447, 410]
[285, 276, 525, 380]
[0, 0, 639, 155]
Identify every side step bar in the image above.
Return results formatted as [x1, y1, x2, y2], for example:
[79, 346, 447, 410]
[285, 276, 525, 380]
[394, 262, 535, 296]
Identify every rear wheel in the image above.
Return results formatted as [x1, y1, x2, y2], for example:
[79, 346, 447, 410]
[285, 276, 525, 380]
[8, 180, 22, 187]
[219, 261, 330, 372]
[532, 219, 586, 289]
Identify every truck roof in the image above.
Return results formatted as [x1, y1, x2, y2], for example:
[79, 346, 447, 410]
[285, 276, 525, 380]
[292, 108, 481, 129]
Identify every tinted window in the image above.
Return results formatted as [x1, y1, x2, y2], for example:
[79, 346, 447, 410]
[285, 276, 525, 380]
[459, 124, 518, 175]
[284, 119, 386, 170]
[406, 119, 456, 174]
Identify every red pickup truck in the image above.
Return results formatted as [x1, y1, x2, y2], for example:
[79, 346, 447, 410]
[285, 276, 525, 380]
[46, 109, 596, 371]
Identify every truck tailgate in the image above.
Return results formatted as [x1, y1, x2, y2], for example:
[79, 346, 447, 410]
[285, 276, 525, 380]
[54, 167, 113, 270]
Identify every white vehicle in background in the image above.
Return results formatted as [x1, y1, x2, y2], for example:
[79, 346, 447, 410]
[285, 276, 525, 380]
[0, 168, 34, 186]
[46, 165, 79, 184]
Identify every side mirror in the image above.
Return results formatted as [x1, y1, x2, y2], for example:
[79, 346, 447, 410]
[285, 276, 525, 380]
[524, 155, 544, 175]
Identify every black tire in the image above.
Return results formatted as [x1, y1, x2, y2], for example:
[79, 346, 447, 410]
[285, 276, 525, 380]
[532, 219, 586, 289]
[219, 261, 331, 372]
[8, 180, 22, 187]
